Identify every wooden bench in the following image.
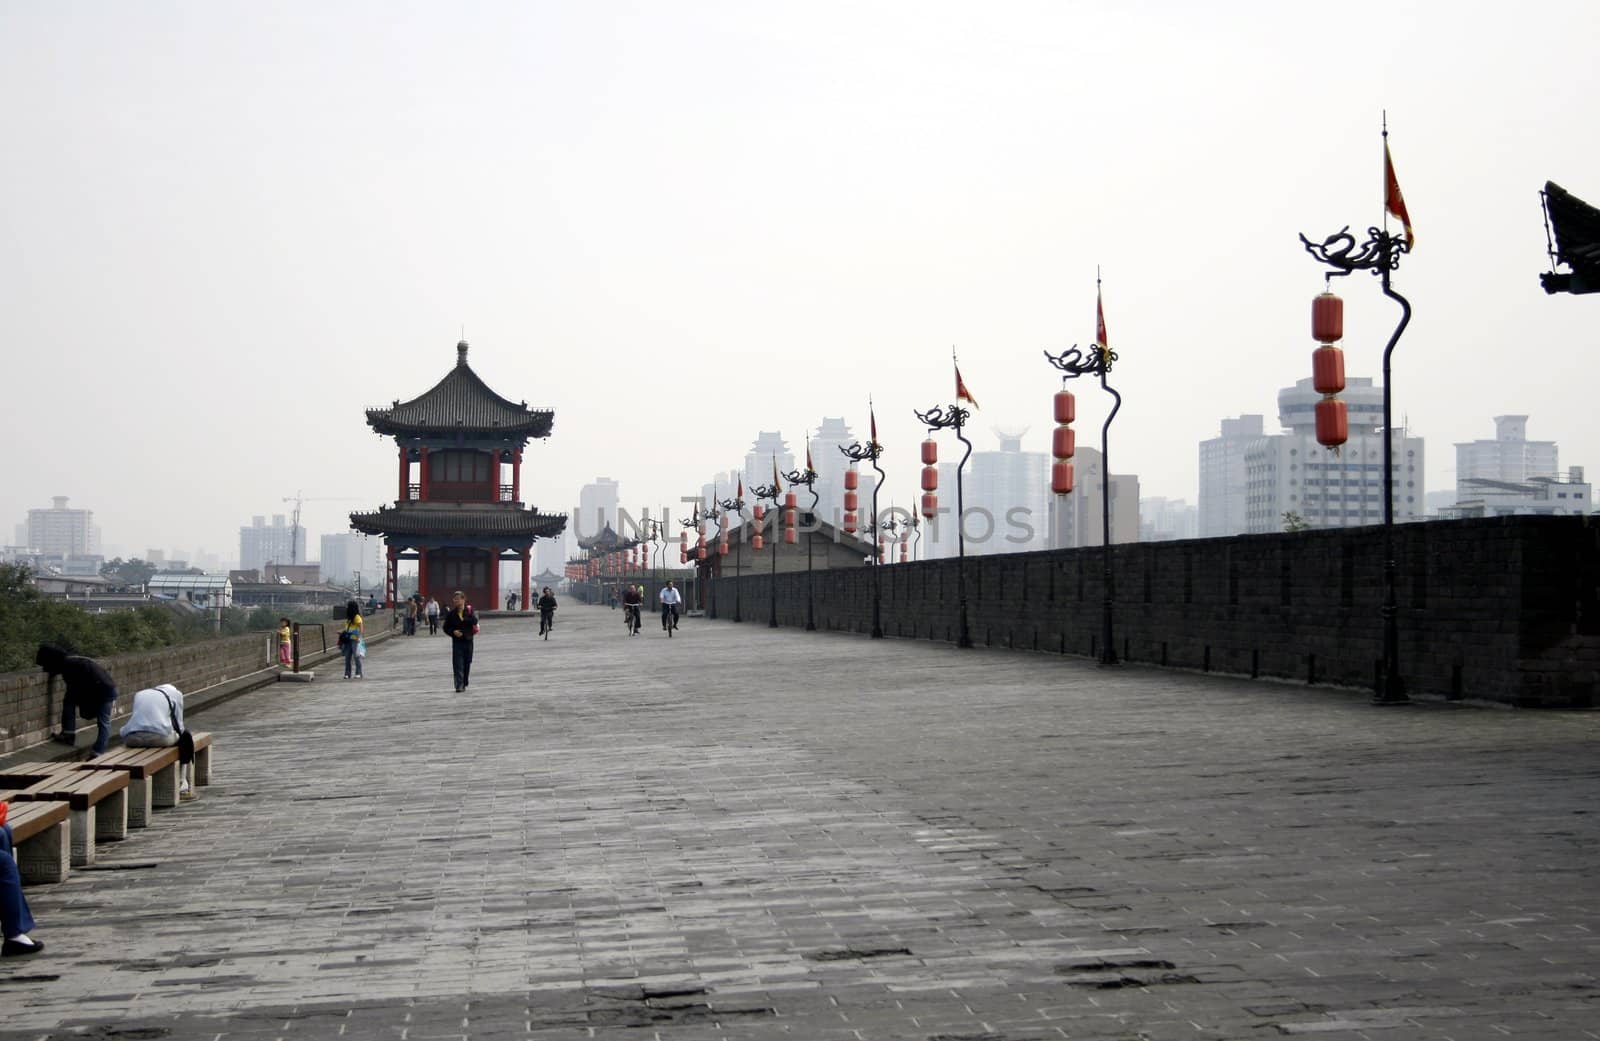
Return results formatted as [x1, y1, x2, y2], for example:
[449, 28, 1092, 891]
[4, 769, 130, 866]
[192, 730, 215, 786]
[76, 746, 181, 827]
[4, 799, 71, 884]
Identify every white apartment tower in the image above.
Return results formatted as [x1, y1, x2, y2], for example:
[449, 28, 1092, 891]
[26, 496, 100, 557]
[1454, 416, 1558, 496]
[1198, 416, 1264, 537]
[1240, 377, 1425, 533]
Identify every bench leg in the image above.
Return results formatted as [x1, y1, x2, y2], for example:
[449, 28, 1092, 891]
[127, 776, 153, 828]
[69, 806, 97, 867]
[18, 820, 69, 885]
[151, 762, 179, 810]
[194, 744, 213, 786]
[97, 787, 129, 842]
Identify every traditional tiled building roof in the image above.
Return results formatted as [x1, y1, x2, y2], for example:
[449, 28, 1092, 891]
[365, 341, 554, 439]
[1542, 181, 1600, 295]
[349, 504, 567, 540]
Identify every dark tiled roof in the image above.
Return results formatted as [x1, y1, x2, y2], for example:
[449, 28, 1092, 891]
[349, 505, 568, 541]
[576, 524, 643, 552]
[366, 341, 554, 438]
[1542, 181, 1600, 294]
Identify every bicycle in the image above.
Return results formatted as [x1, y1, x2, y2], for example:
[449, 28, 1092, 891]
[624, 603, 642, 635]
[538, 610, 554, 640]
[660, 604, 679, 637]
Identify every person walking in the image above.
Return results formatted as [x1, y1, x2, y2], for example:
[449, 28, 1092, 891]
[659, 580, 683, 632]
[443, 590, 479, 692]
[36, 644, 117, 755]
[341, 600, 365, 679]
[536, 587, 557, 639]
[425, 595, 440, 635]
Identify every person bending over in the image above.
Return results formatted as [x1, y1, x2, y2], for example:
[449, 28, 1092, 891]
[121, 683, 194, 798]
[36, 643, 116, 755]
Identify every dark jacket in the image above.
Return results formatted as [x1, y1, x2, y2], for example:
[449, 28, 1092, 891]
[37, 647, 116, 711]
[444, 605, 478, 641]
[536, 595, 558, 613]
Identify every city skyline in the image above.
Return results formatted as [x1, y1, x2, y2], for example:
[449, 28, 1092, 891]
[4, 3, 1598, 554]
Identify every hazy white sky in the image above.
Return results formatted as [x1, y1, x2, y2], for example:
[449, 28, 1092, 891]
[4, 1, 1598, 559]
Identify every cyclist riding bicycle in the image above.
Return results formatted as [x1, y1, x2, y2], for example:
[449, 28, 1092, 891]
[659, 580, 682, 634]
[621, 584, 643, 635]
[536, 586, 558, 639]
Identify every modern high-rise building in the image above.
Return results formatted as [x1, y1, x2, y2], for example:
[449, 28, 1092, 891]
[1140, 497, 1199, 541]
[320, 532, 384, 591]
[1198, 415, 1264, 537]
[1231, 377, 1425, 533]
[1453, 416, 1559, 497]
[960, 429, 1050, 555]
[239, 514, 305, 573]
[1046, 447, 1140, 549]
[576, 478, 620, 540]
[25, 496, 100, 557]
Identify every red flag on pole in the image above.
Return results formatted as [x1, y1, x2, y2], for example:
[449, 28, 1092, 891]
[1384, 139, 1414, 248]
[870, 402, 878, 445]
[772, 457, 782, 492]
[1095, 283, 1109, 350]
[955, 361, 979, 410]
[806, 441, 814, 472]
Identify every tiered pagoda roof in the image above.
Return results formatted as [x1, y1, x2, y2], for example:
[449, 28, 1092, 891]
[365, 340, 554, 439]
[349, 504, 567, 541]
[1541, 181, 1600, 295]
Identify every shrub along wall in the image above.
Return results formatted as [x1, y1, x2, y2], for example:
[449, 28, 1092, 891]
[708, 515, 1600, 707]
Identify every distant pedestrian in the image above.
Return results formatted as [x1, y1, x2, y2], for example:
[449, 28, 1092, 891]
[277, 618, 293, 665]
[404, 597, 418, 636]
[425, 596, 440, 635]
[444, 590, 479, 692]
[36, 644, 116, 755]
[341, 600, 365, 679]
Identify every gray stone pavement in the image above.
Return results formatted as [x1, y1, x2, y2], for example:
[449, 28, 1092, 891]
[3, 605, 1598, 1040]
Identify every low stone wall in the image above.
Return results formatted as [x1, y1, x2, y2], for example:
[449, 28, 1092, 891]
[708, 515, 1600, 707]
[0, 612, 399, 756]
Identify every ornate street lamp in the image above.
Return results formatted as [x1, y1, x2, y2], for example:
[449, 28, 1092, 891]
[1043, 277, 1122, 666]
[914, 402, 973, 648]
[1299, 128, 1415, 705]
[781, 444, 821, 632]
[719, 483, 747, 623]
[840, 411, 885, 638]
[751, 464, 783, 628]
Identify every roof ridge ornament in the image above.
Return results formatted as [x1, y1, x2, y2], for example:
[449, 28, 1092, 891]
[456, 339, 469, 367]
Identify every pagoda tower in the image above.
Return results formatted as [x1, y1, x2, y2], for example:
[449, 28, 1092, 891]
[350, 339, 567, 610]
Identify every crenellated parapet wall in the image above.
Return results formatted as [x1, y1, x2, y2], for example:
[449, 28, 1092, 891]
[709, 515, 1600, 706]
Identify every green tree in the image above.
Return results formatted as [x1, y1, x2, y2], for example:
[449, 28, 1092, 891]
[1282, 511, 1310, 533]
[100, 557, 158, 589]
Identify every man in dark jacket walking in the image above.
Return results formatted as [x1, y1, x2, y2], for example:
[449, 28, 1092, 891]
[442, 591, 479, 692]
[35, 644, 117, 755]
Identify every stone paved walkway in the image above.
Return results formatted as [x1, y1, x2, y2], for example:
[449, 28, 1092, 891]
[3, 605, 1597, 1039]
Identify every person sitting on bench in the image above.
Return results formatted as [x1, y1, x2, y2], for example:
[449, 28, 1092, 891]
[121, 683, 194, 799]
[0, 805, 43, 958]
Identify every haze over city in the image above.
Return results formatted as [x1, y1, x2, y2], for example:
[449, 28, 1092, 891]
[4, 1, 1597, 558]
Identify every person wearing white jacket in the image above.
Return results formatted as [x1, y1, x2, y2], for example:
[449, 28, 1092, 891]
[120, 683, 193, 798]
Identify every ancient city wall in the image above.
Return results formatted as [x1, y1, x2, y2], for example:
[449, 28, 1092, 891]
[710, 515, 1600, 706]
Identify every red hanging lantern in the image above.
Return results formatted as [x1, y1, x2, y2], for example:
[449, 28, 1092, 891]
[921, 493, 938, 519]
[1316, 397, 1348, 447]
[783, 508, 797, 528]
[1312, 290, 1343, 344]
[753, 533, 764, 551]
[696, 545, 706, 560]
[1313, 345, 1344, 395]
[1054, 389, 1076, 424]
[876, 538, 885, 561]
[921, 438, 938, 465]
[718, 539, 729, 556]
[1052, 426, 1075, 459]
[844, 490, 859, 512]
[899, 540, 908, 563]
[921, 465, 938, 491]
[844, 467, 859, 490]
[843, 511, 857, 533]
[784, 528, 797, 545]
[784, 492, 797, 509]
[1051, 461, 1075, 495]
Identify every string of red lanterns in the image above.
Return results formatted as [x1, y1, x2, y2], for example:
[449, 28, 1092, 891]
[1311, 289, 1348, 447]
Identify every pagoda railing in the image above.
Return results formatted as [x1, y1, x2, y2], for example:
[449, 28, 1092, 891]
[401, 482, 517, 503]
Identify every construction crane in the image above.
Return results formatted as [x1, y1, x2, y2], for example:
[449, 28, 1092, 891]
[281, 492, 362, 565]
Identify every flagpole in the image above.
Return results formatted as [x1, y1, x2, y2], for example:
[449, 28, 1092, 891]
[781, 439, 820, 632]
[840, 404, 886, 639]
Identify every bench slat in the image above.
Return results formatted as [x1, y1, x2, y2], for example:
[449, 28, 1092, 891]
[5, 800, 70, 844]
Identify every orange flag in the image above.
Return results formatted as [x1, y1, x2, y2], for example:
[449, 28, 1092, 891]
[955, 361, 980, 410]
[772, 457, 782, 492]
[1095, 282, 1109, 350]
[1384, 140, 1414, 248]
[870, 402, 878, 445]
[806, 441, 814, 472]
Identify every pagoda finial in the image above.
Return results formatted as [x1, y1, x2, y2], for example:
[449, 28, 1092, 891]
[456, 339, 469, 367]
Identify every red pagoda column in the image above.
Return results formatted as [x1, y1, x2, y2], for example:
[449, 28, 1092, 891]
[487, 546, 500, 610]
[397, 446, 408, 502]
[520, 550, 531, 610]
[419, 446, 430, 501]
[512, 448, 522, 503]
[385, 546, 397, 608]
[417, 548, 429, 600]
